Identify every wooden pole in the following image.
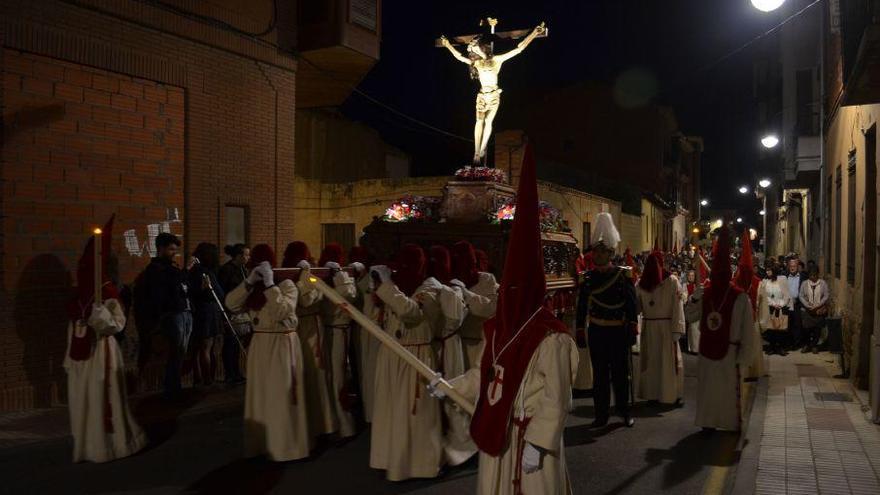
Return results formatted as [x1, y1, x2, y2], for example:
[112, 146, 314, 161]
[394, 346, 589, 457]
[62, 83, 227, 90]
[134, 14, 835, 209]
[301, 274, 475, 415]
[93, 228, 102, 305]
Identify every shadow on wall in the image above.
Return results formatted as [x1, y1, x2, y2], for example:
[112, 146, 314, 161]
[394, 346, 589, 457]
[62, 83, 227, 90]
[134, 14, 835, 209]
[12, 254, 72, 407]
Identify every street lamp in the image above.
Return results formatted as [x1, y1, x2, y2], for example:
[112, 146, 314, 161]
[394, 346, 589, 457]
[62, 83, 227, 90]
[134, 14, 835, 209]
[759, 178, 772, 188]
[700, 199, 709, 206]
[739, 186, 749, 194]
[761, 134, 780, 148]
[759, 209, 766, 216]
[737, 217, 743, 223]
[751, 0, 786, 12]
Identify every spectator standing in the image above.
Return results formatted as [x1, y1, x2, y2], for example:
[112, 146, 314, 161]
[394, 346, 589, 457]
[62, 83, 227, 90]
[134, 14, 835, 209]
[799, 266, 830, 354]
[785, 257, 808, 350]
[188, 243, 224, 386]
[218, 244, 251, 385]
[758, 265, 791, 355]
[142, 233, 194, 400]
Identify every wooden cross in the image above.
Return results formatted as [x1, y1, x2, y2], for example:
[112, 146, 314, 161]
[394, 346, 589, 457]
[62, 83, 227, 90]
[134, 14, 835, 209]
[433, 17, 549, 48]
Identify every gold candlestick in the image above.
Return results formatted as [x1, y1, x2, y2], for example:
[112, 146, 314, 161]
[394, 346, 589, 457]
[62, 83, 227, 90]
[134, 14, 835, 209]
[93, 228, 102, 305]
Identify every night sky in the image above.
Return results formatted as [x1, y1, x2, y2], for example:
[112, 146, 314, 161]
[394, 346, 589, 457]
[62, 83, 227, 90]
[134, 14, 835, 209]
[341, 0, 787, 216]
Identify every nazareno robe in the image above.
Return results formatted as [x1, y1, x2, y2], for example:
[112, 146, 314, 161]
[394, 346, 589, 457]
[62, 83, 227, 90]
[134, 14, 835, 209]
[354, 273, 382, 423]
[296, 277, 338, 439]
[458, 272, 499, 369]
[684, 287, 757, 431]
[64, 298, 147, 463]
[419, 277, 475, 466]
[227, 280, 310, 461]
[370, 279, 444, 481]
[452, 332, 578, 495]
[636, 276, 685, 404]
[319, 270, 358, 438]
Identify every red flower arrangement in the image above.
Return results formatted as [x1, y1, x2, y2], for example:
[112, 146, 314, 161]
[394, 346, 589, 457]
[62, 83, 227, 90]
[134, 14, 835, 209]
[454, 166, 508, 183]
[491, 200, 570, 232]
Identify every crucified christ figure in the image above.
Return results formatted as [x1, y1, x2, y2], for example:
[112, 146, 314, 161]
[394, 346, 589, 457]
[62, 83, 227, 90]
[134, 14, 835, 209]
[440, 22, 546, 166]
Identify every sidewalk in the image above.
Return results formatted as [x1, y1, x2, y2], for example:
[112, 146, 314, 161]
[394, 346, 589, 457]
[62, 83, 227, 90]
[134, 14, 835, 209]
[745, 352, 880, 495]
[0, 384, 244, 450]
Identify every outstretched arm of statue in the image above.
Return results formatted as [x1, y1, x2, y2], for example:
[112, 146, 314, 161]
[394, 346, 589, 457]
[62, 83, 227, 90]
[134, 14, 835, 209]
[494, 22, 546, 63]
[440, 35, 472, 64]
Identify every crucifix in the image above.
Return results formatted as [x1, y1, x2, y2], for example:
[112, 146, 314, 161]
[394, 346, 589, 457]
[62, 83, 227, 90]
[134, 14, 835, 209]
[437, 18, 548, 166]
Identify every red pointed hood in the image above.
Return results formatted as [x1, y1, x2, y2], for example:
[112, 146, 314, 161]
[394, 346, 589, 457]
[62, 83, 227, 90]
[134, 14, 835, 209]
[735, 228, 755, 290]
[474, 249, 490, 273]
[318, 243, 345, 267]
[638, 251, 664, 293]
[710, 227, 733, 296]
[451, 240, 480, 288]
[348, 245, 370, 265]
[282, 241, 312, 268]
[494, 143, 546, 341]
[245, 244, 276, 311]
[393, 243, 426, 296]
[68, 215, 118, 320]
[427, 245, 452, 285]
[470, 143, 568, 458]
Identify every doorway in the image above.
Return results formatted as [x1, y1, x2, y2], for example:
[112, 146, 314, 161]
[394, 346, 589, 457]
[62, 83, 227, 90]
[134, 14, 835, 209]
[860, 125, 877, 389]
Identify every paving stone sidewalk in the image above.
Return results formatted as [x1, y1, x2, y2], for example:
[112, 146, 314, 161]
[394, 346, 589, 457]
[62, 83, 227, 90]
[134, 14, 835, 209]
[0, 384, 244, 450]
[753, 352, 880, 495]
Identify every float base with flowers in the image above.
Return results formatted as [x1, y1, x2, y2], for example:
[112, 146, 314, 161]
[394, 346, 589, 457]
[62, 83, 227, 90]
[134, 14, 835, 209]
[363, 166, 579, 296]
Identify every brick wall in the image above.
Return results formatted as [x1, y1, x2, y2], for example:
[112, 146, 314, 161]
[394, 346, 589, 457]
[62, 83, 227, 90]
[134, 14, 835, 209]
[0, 0, 296, 410]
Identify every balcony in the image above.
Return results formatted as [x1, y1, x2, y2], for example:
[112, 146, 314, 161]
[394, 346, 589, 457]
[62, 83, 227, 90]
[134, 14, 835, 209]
[297, 0, 381, 108]
[795, 135, 821, 178]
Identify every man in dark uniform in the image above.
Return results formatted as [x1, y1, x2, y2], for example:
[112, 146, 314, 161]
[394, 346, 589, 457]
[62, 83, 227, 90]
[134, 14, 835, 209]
[576, 213, 638, 428]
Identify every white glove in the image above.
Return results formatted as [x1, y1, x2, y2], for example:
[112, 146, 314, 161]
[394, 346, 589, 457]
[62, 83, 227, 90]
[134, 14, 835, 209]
[348, 262, 366, 275]
[449, 278, 467, 290]
[246, 266, 261, 285]
[324, 261, 341, 271]
[87, 303, 112, 331]
[370, 265, 392, 284]
[257, 261, 274, 287]
[522, 443, 542, 474]
[297, 260, 311, 270]
[427, 373, 447, 400]
[332, 270, 350, 288]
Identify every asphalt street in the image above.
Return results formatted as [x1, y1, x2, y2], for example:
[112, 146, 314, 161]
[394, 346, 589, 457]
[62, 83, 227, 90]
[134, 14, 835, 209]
[1, 354, 746, 495]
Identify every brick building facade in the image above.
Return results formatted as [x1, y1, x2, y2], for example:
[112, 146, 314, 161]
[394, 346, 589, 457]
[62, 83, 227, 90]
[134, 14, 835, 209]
[0, 0, 299, 410]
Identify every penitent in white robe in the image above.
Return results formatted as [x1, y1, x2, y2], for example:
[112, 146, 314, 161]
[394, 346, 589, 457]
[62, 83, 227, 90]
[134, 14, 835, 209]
[370, 280, 443, 481]
[459, 272, 499, 369]
[420, 278, 475, 466]
[685, 288, 758, 431]
[320, 271, 358, 438]
[64, 299, 147, 463]
[453, 333, 578, 495]
[296, 277, 338, 439]
[636, 276, 685, 404]
[227, 281, 310, 461]
[355, 274, 382, 424]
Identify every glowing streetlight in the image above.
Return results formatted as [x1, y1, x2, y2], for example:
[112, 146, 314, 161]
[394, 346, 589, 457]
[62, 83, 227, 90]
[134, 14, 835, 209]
[761, 134, 780, 148]
[736, 217, 743, 223]
[692, 227, 700, 234]
[759, 209, 766, 216]
[700, 199, 709, 206]
[758, 178, 771, 188]
[739, 186, 749, 194]
[751, 0, 786, 12]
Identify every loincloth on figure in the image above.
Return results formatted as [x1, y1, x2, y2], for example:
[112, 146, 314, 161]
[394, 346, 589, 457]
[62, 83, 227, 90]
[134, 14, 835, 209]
[475, 88, 502, 113]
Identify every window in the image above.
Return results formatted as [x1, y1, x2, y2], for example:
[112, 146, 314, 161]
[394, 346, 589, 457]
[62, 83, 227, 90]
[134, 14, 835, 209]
[847, 152, 857, 285]
[225, 205, 248, 247]
[322, 223, 356, 254]
[582, 222, 591, 249]
[835, 165, 842, 278]
[825, 175, 832, 273]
